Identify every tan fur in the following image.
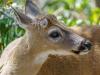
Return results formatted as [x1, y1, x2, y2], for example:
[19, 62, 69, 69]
[37, 26, 100, 75]
[0, 14, 90, 75]
[0, 0, 92, 74]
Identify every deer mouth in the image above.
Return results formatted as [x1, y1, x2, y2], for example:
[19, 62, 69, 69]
[72, 49, 89, 55]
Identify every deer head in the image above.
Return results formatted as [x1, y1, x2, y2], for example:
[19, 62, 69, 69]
[12, 0, 92, 55]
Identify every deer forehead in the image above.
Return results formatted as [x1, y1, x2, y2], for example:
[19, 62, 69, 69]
[32, 15, 61, 30]
[31, 14, 71, 35]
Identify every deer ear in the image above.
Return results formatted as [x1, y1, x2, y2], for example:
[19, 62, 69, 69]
[12, 7, 33, 29]
[25, 0, 41, 19]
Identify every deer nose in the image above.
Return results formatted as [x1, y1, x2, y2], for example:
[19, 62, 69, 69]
[78, 40, 92, 52]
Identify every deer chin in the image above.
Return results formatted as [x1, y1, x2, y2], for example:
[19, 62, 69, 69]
[79, 51, 89, 55]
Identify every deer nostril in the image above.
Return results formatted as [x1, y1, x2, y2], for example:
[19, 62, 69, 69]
[78, 40, 92, 51]
[83, 41, 92, 50]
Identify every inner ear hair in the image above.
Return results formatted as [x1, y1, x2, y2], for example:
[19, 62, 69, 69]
[25, 0, 41, 19]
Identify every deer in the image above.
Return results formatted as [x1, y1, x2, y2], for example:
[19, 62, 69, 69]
[37, 26, 100, 75]
[0, 0, 92, 75]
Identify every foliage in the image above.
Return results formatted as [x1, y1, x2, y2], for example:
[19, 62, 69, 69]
[0, 0, 100, 53]
[44, 0, 100, 26]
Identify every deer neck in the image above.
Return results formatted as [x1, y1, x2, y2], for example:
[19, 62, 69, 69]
[1, 31, 45, 75]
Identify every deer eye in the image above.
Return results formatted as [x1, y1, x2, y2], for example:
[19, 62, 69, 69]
[49, 31, 61, 39]
[48, 28, 63, 42]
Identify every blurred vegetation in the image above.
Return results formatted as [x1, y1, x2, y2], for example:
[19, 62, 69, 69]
[0, 0, 100, 53]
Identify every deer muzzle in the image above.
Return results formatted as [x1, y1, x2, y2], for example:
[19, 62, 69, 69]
[73, 39, 92, 54]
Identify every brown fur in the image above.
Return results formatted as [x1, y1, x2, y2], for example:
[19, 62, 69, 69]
[37, 26, 100, 75]
[0, 14, 90, 75]
[0, 0, 92, 75]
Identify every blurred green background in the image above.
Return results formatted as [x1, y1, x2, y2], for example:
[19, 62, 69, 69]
[0, 0, 100, 53]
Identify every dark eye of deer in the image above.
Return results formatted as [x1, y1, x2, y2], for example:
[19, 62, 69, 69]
[48, 28, 63, 42]
[49, 31, 60, 39]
